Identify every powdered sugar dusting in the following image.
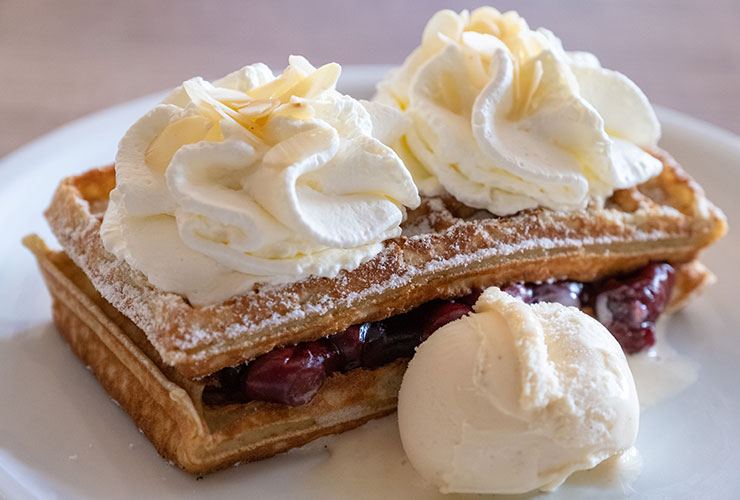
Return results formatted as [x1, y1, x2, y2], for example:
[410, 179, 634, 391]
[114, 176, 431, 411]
[45, 161, 718, 374]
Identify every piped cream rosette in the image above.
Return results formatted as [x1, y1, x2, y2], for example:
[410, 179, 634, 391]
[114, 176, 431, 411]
[102, 56, 420, 305]
[375, 8, 663, 215]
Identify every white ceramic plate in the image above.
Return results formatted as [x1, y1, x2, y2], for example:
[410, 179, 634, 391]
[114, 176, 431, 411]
[1, 66, 738, 500]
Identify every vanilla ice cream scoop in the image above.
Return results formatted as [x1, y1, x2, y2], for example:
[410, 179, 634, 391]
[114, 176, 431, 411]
[397, 287, 639, 494]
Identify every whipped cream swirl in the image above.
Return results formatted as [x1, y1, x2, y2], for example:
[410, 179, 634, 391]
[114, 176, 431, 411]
[375, 8, 663, 215]
[102, 56, 420, 305]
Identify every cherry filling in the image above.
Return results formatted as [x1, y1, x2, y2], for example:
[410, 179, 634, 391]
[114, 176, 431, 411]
[204, 262, 675, 407]
[243, 340, 340, 406]
[592, 262, 675, 354]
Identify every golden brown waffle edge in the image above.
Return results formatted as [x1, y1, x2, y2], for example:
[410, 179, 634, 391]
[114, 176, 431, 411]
[23, 234, 715, 473]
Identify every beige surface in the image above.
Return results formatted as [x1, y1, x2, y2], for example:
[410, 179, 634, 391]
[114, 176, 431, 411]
[1, 0, 739, 158]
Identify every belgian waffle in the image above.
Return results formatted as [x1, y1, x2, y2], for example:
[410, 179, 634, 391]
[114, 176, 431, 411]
[26, 148, 726, 472]
[40, 150, 725, 378]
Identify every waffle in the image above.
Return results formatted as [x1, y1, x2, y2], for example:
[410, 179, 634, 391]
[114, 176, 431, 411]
[24, 234, 715, 473]
[41, 150, 726, 378]
[26, 147, 726, 471]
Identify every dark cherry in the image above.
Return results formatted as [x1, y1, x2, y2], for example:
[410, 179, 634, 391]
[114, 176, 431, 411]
[580, 282, 596, 307]
[328, 324, 366, 372]
[607, 321, 657, 354]
[319, 339, 343, 374]
[636, 263, 675, 321]
[457, 288, 484, 307]
[243, 340, 340, 406]
[358, 320, 415, 368]
[218, 365, 248, 393]
[208, 261, 677, 407]
[530, 281, 584, 308]
[356, 321, 387, 369]
[500, 283, 534, 303]
[419, 301, 473, 342]
[202, 365, 249, 405]
[594, 263, 675, 353]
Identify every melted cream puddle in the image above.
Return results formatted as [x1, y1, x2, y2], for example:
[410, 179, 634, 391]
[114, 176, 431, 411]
[566, 447, 643, 493]
[298, 417, 647, 499]
[298, 416, 451, 500]
[627, 322, 698, 410]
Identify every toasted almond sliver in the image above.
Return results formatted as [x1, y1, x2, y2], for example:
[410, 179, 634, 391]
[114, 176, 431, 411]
[272, 101, 315, 121]
[237, 98, 280, 119]
[145, 115, 215, 172]
[247, 66, 303, 100]
[280, 63, 341, 102]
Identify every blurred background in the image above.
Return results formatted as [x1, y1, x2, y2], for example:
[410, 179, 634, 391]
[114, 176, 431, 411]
[2, 0, 739, 157]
